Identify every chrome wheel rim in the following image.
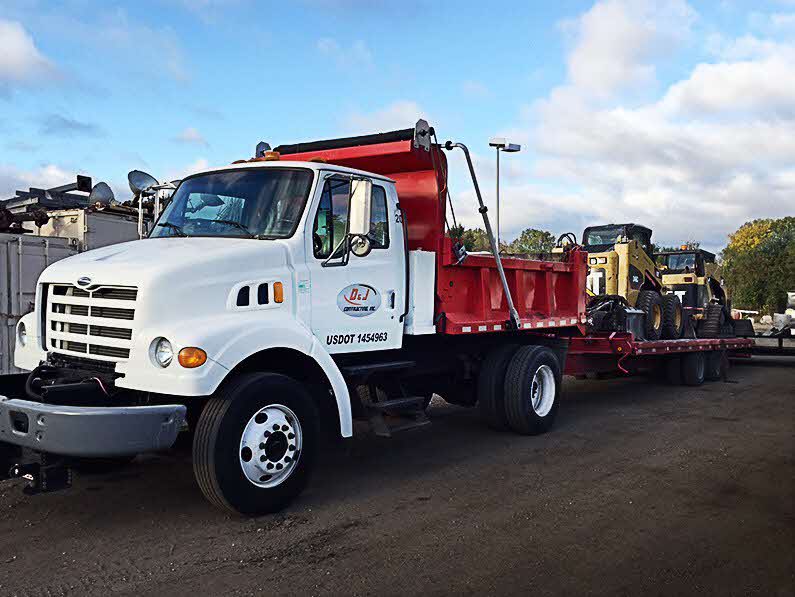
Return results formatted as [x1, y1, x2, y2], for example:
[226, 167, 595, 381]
[530, 365, 556, 417]
[239, 404, 302, 488]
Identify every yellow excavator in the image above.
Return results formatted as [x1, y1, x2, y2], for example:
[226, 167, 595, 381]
[582, 223, 684, 340]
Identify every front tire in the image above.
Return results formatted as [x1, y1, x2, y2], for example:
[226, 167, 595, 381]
[636, 290, 664, 341]
[503, 346, 561, 435]
[193, 373, 319, 516]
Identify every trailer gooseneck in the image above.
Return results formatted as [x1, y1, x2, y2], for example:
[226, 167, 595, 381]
[0, 121, 752, 515]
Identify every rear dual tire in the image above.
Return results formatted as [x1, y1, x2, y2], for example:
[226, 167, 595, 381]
[478, 345, 561, 435]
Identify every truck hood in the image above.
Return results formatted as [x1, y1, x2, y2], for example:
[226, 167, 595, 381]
[39, 237, 292, 287]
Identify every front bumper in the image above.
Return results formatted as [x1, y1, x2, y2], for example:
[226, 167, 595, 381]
[0, 396, 186, 457]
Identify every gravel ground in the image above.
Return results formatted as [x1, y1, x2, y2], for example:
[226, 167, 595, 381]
[0, 356, 792, 597]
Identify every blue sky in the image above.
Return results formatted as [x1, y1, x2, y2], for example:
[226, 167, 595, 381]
[1, 0, 794, 251]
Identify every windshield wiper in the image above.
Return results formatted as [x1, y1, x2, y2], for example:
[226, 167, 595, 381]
[210, 219, 255, 238]
[156, 221, 186, 237]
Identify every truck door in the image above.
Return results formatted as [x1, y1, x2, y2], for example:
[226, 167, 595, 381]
[305, 173, 405, 354]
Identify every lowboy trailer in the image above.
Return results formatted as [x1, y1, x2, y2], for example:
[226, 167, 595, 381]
[0, 121, 752, 515]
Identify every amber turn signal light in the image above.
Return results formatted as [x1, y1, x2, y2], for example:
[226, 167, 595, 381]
[273, 281, 284, 303]
[178, 347, 207, 368]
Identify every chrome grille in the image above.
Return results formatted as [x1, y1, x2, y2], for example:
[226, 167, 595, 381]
[47, 284, 138, 362]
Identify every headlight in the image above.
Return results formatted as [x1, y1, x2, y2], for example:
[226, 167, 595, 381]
[17, 322, 27, 347]
[153, 337, 174, 368]
[589, 257, 597, 265]
[598, 257, 608, 264]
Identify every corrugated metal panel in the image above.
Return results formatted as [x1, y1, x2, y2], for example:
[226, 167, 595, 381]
[1, 233, 77, 374]
[1, 314, 20, 374]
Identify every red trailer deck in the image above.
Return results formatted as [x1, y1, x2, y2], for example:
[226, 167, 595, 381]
[565, 334, 754, 376]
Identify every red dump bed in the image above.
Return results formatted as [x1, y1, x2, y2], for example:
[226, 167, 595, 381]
[276, 132, 587, 335]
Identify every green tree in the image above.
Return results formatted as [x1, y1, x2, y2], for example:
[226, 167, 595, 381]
[721, 217, 795, 313]
[449, 225, 492, 251]
[507, 228, 556, 255]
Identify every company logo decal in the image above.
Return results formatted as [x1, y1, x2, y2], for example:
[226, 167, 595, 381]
[337, 284, 381, 317]
[76, 276, 92, 287]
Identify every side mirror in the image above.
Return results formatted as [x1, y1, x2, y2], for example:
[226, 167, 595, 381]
[348, 178, 373, 236]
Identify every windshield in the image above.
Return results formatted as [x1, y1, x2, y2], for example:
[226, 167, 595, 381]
[583, 226, 624, 249]
[659, 253, 697, 272]
[150, 168, 314, 239]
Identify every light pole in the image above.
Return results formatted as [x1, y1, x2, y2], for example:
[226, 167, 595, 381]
[488, 137, 521, 252]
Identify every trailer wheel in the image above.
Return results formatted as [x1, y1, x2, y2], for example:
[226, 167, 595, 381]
[661, 294, 684, 339]
[665, 356, 682, 385]
[681, 352, 706, 386]
[705, 350, 728, 381]
[193, 373, 319, 516]
[503, 346, 561, 435]
[477, 344, 518, 430]
[636, 290, 664, 341]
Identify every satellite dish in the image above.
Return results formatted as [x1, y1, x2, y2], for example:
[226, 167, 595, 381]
[88, 182, 115, 206]
[128, 170, 158, 196]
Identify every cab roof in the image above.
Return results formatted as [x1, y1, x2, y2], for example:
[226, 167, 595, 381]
[188, 159, 396, 185]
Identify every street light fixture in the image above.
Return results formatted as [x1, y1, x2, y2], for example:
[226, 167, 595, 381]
[488, 137, 521, 251]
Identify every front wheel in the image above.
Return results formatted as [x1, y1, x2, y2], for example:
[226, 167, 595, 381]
[193, 373, 319, 516]
[636, 290, 664, 341]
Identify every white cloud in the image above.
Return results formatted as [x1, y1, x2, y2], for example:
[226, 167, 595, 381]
[165, 157, 210, 181]
[172, 127, 209, 146]
[656, 57, 795, 117]
[560, 0, 695, 98]
[343, 100, 426, 134]
[498, 1, 795, 250]
[0, 164, 74, 199]
[0, 19, 56, 89]
[317, 38, 373, 69]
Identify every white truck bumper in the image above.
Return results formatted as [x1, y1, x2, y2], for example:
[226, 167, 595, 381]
[0, 396, 186, 457]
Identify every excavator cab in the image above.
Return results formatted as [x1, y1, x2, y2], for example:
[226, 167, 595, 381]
[582, 223, 682, 341]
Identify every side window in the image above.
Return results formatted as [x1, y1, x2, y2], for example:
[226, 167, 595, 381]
[369, 185, 390, 249]
[313, 177, 351, 259]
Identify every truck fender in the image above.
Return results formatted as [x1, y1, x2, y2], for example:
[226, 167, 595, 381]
[208, 321, 353, 438]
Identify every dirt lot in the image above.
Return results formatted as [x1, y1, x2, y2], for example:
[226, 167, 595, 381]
[1, 357, 792, 597]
